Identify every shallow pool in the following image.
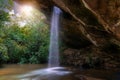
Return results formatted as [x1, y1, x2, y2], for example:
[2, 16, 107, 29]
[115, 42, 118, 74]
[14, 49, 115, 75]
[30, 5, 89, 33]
[0, 64, 120, 80]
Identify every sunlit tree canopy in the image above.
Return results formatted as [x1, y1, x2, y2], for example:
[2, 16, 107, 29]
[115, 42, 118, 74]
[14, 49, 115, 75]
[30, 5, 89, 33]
[0, 0, 49, 64]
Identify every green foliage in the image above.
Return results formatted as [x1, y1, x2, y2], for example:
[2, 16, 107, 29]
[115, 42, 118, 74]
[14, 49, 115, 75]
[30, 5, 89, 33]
[0, 0, 13, 9]
[2, 23, 49, 64]
[0, 43, 9, 63]
[0, 11, 9, 21]
[0, 10, 10, 28]
[0, 3, 49, 64]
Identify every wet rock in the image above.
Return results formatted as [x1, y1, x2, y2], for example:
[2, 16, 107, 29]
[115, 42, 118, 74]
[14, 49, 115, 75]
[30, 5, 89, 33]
[15, 0, 120, 69]
[75, 75, 104, 80]
[15, 0, 120, 48]
[62, 47, 120, 69]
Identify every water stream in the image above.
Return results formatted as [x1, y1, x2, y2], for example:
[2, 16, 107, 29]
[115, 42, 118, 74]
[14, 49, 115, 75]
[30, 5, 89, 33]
[48, 6, 61, 67]
[15, 6, 72, 80]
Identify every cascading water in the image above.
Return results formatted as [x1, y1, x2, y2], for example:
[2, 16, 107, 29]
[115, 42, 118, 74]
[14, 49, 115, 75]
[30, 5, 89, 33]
[48, 6, 61, 67]
[13, 1, 61, 67]
[13, 5, 71, 80]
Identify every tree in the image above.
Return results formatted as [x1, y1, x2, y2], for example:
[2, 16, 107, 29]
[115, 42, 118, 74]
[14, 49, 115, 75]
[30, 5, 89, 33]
[0, 0, 49, 64]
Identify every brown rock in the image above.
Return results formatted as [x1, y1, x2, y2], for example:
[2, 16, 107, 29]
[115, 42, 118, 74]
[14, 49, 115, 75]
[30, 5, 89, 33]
[75, 75, 104, 80]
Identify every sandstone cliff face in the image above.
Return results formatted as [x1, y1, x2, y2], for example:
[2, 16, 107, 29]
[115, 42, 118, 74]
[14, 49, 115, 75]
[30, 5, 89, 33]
[53, 0, 120, 47]
[15, 0, 120, 47]
[15, 0, 120, 68]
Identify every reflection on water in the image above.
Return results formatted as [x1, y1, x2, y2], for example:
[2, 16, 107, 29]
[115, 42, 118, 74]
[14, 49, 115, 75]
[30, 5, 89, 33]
[0, 64, 72, 80]
[0, 64, 46, 76]
[0, 64, 120, 80]
[19, 67, 71, 80]
[0, 64, 46, 80]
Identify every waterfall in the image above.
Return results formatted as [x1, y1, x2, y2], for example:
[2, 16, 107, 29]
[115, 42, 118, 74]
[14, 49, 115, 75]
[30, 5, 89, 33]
[48, 6, 61, 67]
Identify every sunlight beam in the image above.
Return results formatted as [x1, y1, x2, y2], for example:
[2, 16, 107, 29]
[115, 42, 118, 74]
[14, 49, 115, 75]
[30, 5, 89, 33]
[21, 5, 33, 16]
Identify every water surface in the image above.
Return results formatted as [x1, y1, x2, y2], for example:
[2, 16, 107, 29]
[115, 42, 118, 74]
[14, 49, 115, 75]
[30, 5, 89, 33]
[0, 64, 120, 80]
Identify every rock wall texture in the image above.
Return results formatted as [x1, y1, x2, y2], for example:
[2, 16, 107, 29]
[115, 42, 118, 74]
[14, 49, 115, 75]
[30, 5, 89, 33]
[14, 0, 120, 47]
[62, 47, 120, 69]
[15, 0, 120, 69]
